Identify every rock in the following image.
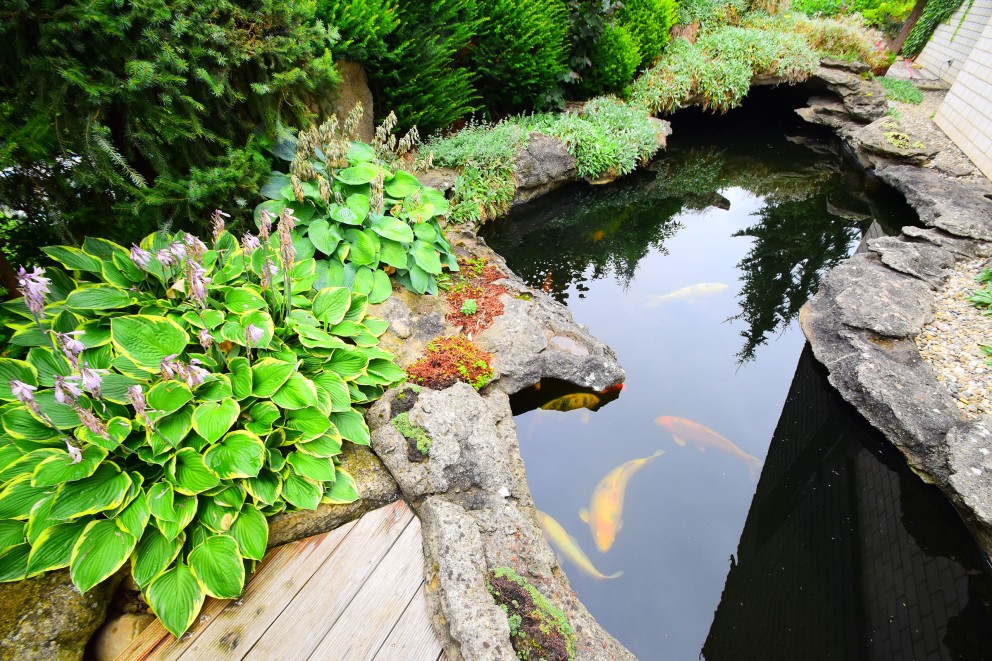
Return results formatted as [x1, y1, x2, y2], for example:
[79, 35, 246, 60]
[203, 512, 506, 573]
[810, 63, 887, 122]
[331, 61, 374, 144]
[875, 164, 992, 242]
[849, 117, 933, 167]
[91, 613, 155, 661]
[796, 95, 860, 131]
[866, 235, 954, 288]
[369, 286, 459, 369]
[827, 253, 934, 338]
[902, 226, 992, 259]
[947, 420, 992, 551]
[415, 167, 459, 194]
[267, 444, 400, 547]
[512, 133, 578, 207]
[0, 569, 119, 661]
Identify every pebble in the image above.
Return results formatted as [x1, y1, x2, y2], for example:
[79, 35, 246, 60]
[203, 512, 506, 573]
[915, 258, 992, 419]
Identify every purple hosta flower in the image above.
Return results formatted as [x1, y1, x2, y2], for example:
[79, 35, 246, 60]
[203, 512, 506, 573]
[241, 232, 260, 256]
[9, 380, 38, 414]
[160, 354, 180, 380]
[183, 234, 208, 261]
[244, 323, 264, 349]
[260, 257, 276, 290]
[277, 209, 297, 269]
[211, 209, 230, 243]
[258, 209, 274, 243]
[187, 262, 211, 307]
[75, 406, 109, 438]
[130, 244, 153, 269]
[127, 385, 146, 415]
[198, 328, 214, 350]
[78, 362, 105, 398]
[17, 266, 50, 318]
[160, 355, 208, 388]
[186, 359, 209, 388]
[53, 374, 83, 405]
[156, 247, 178, 268]
[64, 439, 82, 464]
[55, 331, 86, 367]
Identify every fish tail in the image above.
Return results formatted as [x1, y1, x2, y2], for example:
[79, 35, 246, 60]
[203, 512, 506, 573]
[745, 455, 763, 482]
[603, 570, 623, 580]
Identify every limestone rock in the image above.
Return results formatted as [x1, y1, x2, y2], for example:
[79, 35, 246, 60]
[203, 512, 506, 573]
[866, 235, 954, 289]
[91, 613, 155, 661]
[947, 420, 992, 551]
[811, 63, 887, 122]
[512, 133, 578, 207]
[267, 443, 400, 547]
[415, 167, 459, 194]
[850, 117, 933, 167]
[902, 226, 992, 259]
[331, 61, 374, 143]
[796, 95, 859, 131]
[0, 569, 119, 661]
[827, 253, 934, 338]
[875, 164, 992, 242]
[369, 286, 459, 369]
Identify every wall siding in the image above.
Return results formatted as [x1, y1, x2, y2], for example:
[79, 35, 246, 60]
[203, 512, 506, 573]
[917, 0, 992, 83]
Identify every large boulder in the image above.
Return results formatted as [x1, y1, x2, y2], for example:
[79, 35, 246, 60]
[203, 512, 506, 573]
[809, 62, 887, 122]
[0, 569, 119, 661]
[330, 61, 374, 143]
[512, 132, 578, 207]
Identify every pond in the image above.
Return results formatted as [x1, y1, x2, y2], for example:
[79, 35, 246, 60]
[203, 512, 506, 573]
[480, 88, 992, 660]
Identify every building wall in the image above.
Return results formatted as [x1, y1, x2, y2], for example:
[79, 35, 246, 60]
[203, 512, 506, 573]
[916, 0, 992, 84]
[934, 16, 992, 179]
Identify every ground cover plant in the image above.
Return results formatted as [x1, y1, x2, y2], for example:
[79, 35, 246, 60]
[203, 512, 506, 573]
[406, 336, 495, 390]
[444, 258, 508, 335]
[487, 566, 576, 661]
[879, 77, 924, 104]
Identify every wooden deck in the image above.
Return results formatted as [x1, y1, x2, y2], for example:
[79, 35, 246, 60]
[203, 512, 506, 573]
[119, 500, 444, 661]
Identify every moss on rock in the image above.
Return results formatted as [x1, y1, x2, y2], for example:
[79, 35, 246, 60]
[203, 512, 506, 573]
[487, 566, 576, 660]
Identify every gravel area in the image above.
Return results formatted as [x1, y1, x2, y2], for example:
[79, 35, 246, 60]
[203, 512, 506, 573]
[915, 258, 992, 419]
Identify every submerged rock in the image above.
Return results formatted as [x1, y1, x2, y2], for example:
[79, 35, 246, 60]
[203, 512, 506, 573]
[0, 569, 119, 661]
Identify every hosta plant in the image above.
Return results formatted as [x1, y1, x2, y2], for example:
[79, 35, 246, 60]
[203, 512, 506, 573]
[0, 218, 405, 637]
[257, 114, 459, 300]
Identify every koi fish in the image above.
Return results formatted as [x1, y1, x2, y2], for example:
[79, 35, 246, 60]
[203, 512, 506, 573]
[599, 383, 624, 396]
[541, 273, 554, 294]
[591, 230, 606, 242]
[654, 416, 763, 481]
[540, 392, 601, 413]
[580, 450, 664, 552]
[645, 282, 728, 307]
[536, 511, 622, 580]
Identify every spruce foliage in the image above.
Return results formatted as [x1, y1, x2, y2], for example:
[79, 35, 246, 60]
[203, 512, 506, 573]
[0, 0, 340, 263]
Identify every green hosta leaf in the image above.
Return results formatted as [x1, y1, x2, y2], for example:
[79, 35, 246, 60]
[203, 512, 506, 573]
[260, 174, 291, 200]
[33, 391, 81, 429]
[329, 320, 364, 338]
[65, 285, 132, 310]
[411, 240, 442, 274]
[42, 246, 102, 273]
[0, 521, 25, 553]
[363, 318, 390, 337]
[213, 486, 246, 510]
[191, 399, 240, 444]
[326, 348, 369, 380]
[281, 469, 323, 510]
[332, 409, 371, 446]
[251, 359, 297, 398]
[370, 216, 414, 243]
[241, 310, 275, 349]
[188, 535, 245, 599]
[0, 544, 30, 582]
[378, 238, 408, 270]
[245, 401, 281, 436]
[353, 266, 374, 296]
[296, 325, 347, 351]
[344, 229, 377, 266]
[4, 406, 61, 441]
[367, 359, 407, 386]
[70, 519, 137, 593]
[312, 287, 351, 325]
[346, 142, 375, 163]
[413, 222, 438, 242]
[407, 264, 431, 294]
[369, 269, 393, 305]
[154, 404, 194, 447]
[26, 520, 89, 576]
[0, 360, 38, 402]
[154, 494, 197, 541]
[171, 449, 221, 495]
[286, 452, 335, 482]
[197, 375, 233, 402]
[26, 494, 57, 544]
[147, 482, 177, 521]
[228, 357, 252, 399]
[285, 409, 331, 442]
[203, 431, 265, 479]
[50, 463, 131, 520]
[224, 287, 268, 314]
[313, 373, 352, 413]
[146, 562, 205, 638]
[271, 373, 318, 410]
[117, 489, 150, 539]
[132, 528, 183, 588]
[384, 169, 421, 198]
[308, 220, 343, 255]
[244, 469, 281, 506]
[299, 433, 343, 458]
[322, 468, 360, 505]
[27, 350, 69, 388]
[32, 446, 107, 488]
[229, 505, 267, 561]
[147, 381, 193, 416]
[336, 162, 379, 185]
[111, 316, 189, 371]
[198, 498, 238, 533]
[100, 374, 142, 405]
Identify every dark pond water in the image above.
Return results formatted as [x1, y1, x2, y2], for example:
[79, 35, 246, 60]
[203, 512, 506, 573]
[480, 88, 992, 660]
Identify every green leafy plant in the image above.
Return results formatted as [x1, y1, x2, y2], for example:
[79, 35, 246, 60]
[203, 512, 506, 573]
[581, 23, 642, 95]
[390, 412, 432, 456]
[449, 166, 518, 226]
[316, 0, 401, 61]
[879, 77, 924, 104]
[563, 0, 623, 101]
[472, 0, 572, 111]
[258, 115, 459, 297]
[903, 0, 968, 54]
[460, 299, 479, 315]
[0, 220, 406, 637]
[617, 0, 678, 67]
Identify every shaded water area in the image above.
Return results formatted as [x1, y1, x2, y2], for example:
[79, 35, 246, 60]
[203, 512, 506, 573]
[480, 88, 992, 659]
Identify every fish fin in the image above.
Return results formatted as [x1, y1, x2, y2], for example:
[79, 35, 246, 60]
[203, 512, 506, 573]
[579, 508, 589, 523]
[673, 435, 686, 447]
[647, 449, 665, 462]
[745, 455, 763, 482]
[604, 571, 623, 580]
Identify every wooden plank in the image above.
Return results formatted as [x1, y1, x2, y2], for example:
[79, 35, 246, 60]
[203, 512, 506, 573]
[119, 518, 358, 661]
[307, 516, 426, 660]
[371, 580, 442, 661]
[243, 501, 415, 660]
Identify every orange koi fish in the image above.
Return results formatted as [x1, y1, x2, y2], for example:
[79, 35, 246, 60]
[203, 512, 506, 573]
[654, 416, 763, 481]
[536, 511, 622, 580]
[580, 450, 664, 553]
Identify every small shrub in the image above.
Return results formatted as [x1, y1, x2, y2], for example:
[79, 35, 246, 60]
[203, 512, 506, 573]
[878, 77, 924, 104]
[472, 0, 571, 111]
[424, 119, 530, 171]
[581, 23, 642, 96]
[449, 166, 517, 225]
[617, 0, 678, 67]
[406, 336, 495, 390]
[487, 567, 576, 661]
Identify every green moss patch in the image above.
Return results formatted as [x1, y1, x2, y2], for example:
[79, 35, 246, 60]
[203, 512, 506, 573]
[487, 567, 576, 660]
[391, 411, 432, 461]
